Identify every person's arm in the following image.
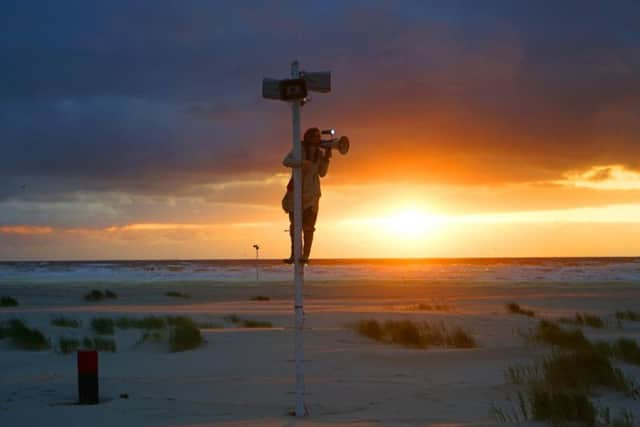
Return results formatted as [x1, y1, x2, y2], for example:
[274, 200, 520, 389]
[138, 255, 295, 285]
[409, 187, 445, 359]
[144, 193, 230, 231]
[317, 148, 331, 177]
[283, 149, 300, 168]
[284, 149, 313, 171]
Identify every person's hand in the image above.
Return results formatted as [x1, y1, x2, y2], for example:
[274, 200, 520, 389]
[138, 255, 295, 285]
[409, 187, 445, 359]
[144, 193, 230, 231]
[301, 160, 312, 172]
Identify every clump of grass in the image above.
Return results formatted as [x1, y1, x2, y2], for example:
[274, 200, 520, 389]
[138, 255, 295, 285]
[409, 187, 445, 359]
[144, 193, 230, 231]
[601, 407, 636, 427]
[528, 388, 596, 427]
[250, 295, 270, 301]
[51, 316, 81, 328]
[500, 319, 639, 427]
[115, 316, 166, 330]
[616, 310, 640, 322]
[385, 320, 426, 347]
[531, 320, 592, 351]
[224, 314, 272, 328]
[91, 317, 114, 335]
[533, 320, 640, 367]
[168, 316, 203, 352]
[1, 296, 19, 307]
[242, 319, 272, 328]
[166, 315, 198, 327]
[609, 338, 640, 365]
[447, 326, 477, 348]
[84, 290, 104, 301]
[84, 289, 117, 302]
[541, 350, 630, 393]
[0, 319, 50, 350]
[558, 313, 605, 329]
[58, 337, 80, 354]
[137, 331, 165, 345]
[502, 352, 632, 426]
[81, 336, 116, 352]
[165, 291, 189, 298]
[506, 302, 536, 317]
[351, 319, 476, 349]
[356, 319, 385, 341]
[506, 364, 541, 385]
[494, 390, 634, 427]
[89, 337, 117, 352]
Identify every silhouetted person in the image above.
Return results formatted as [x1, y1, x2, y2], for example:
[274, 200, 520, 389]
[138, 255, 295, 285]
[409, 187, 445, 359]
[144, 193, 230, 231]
[282, 127, 331, 263]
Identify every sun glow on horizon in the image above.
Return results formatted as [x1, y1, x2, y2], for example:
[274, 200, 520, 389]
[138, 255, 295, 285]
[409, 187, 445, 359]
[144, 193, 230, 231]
[386, 209, 444, 236]
[338, 207, 445, 240]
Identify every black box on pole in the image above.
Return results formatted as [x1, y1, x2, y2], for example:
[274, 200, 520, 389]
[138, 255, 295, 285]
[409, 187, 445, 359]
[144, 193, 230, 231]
[77, 350, 99, 404]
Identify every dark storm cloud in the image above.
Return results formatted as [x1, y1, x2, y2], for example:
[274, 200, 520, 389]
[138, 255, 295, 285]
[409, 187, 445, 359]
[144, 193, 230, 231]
[1, 0, 639, 202]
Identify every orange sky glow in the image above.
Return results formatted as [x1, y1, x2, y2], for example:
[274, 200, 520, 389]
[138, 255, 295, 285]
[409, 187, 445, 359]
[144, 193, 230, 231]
[3, 164, 640, 260]
[2, 3, 639, 260]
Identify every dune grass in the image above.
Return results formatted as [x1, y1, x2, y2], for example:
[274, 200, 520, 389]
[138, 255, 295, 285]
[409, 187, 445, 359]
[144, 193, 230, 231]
[542, 350, 630, 393]
[493, 390, 634, 427]
[602, 338, 640, 365]
[352, 319, 476, 349]
[528, 388, 596, 427]
[0, 296, 19, 307]
[91, 317, 114, 335]
[531, 320, 640, 366]
[615, 310, 640, 322]
[58, 336, 80, 354]
[224, 314, 272, 328]
[115, 315, 166, 330]
[600, 408, 636, 427]
[167, 316, 203, 352]
[558, 313, 605, 329]
[165, 291, 189, 298]
[82, 336, 117, 352]
[137, 331, 165, 345]
[125, 316, 207, 351]
[0, 319, 50, 350]
[250, 295, 271, 301]
[84, 289, 117, 302]
[504, 349, 637, 425]
[499, 319, 640, 426]
[506, 302, 536, 318]
[531, 320, 592, 351]
[51, 316, 81, 328]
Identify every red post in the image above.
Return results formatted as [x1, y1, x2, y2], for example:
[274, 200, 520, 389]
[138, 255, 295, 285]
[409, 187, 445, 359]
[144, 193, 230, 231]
[77, 350, 99, 404]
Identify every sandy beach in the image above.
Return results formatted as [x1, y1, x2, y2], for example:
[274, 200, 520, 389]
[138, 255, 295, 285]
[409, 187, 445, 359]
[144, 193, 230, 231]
[1, 263, 640, 427]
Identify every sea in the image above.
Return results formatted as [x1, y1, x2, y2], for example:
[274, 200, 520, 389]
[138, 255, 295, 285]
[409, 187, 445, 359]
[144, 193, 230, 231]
[1, 258, 639, 286]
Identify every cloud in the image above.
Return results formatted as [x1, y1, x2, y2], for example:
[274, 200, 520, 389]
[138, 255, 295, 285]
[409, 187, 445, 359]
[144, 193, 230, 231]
[0, 225, 53, 234]
[0, 1, 638, 202]
[554, 165, 640, 190]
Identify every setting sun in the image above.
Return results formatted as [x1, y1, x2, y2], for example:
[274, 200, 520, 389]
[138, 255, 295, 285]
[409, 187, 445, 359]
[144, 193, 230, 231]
[386, 209, 442, 236]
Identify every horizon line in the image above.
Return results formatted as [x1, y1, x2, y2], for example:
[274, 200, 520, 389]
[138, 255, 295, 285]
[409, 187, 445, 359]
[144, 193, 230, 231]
[1, 256, 639, 264]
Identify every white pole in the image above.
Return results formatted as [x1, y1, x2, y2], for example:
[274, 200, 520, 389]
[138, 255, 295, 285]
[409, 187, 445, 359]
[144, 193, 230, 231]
[291, 60, 306, 417]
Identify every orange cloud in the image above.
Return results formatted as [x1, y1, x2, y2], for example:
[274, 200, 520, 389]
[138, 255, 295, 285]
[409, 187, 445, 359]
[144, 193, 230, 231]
[0, 225, 53, 235]
[103, 222, 270, 233]
[554, 165, 640, 190]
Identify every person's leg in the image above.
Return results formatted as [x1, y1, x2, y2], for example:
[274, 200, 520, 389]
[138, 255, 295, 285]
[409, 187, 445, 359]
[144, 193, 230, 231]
[301, 207, 318, 262]
[283, 211, 294, 264]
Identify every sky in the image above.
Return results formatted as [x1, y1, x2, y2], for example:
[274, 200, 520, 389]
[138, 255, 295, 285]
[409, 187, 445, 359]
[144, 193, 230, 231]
[1, 0, 640, 260]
